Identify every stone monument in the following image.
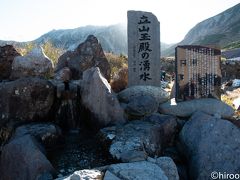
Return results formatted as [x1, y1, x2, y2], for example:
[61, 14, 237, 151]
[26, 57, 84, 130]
[175, 45, 222, 101]
[127, 11, 161, 86]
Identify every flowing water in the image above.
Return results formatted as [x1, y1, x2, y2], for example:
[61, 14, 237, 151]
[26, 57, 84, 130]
[48, 86, 118, 178]
[47, 128, 116, 178]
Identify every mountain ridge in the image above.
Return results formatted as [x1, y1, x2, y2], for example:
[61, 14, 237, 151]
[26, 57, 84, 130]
[1, 3, 239, 57]
[0, 24, 171, 55]
[0, 24, 128, 55]
[162, 3, 240, 56]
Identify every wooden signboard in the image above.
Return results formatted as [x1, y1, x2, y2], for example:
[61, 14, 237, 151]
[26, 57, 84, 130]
[175, 45, 222, 101]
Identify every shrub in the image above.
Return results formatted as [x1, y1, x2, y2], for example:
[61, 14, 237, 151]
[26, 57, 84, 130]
[111, 66, 128, 92]
[16, 42, 35, 56]
[105, 53, 128, 79]
[42, 41, 64, 66]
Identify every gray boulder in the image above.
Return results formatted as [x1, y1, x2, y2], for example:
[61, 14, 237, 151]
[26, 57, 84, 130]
[0, 135, 55, 180]
[125, 95, 158, 118]
[99, 114, 178, 162]
[159, 98, 234, 118]
[118, 85, 169, 104]
[80, 67, 125, 128]
[0, 77, 55, 123]
[0, 45, 21, 80]
[106, 161, 167, 180]
[179, 111, 240, 179]
[10, 47, 54, 80]
[13, 123, 62, 148]
[56, 35, 111, 81]
[155, 157, 180, 180]
[104, 171, 121, 180]
[104, 158, 179, 180]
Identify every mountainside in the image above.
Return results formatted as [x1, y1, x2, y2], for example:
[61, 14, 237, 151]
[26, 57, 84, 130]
[0, 24, 128, 55]
[162, 3, 240, 56]
[0, 24, 171, 56]
[35, 24, 128, 54]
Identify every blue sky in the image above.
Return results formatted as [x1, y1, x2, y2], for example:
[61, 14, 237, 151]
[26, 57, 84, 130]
[0, 0, 239, 43]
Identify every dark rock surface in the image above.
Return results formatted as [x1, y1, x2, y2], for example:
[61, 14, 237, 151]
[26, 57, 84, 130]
[0, 45, 20, 80]
[13, 123, 62, 149]
[0, 77, 55, 124]
[144, 113, 178, 147]
[56, 35, 111, 81]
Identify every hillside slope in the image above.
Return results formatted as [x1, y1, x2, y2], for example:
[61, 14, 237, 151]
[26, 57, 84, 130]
[162, 3, 240, 56]
[34, 24, 127, 54]
[0, 24, 171, 55]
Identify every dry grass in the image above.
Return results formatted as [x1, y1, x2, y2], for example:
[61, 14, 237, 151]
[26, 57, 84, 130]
[221, 95, 235, 108]
[221, 93, 240, 120]
[105, 53, 128, 79]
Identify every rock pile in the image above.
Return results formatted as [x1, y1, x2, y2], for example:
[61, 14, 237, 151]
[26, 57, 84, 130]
[0, 36, 126, 179]
[0, 35, 239, 180]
